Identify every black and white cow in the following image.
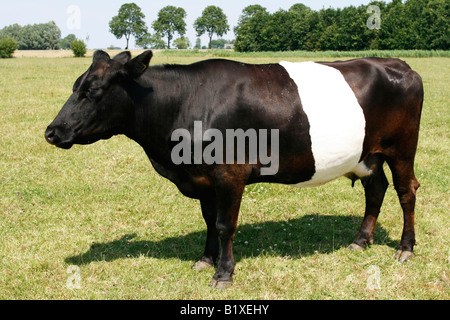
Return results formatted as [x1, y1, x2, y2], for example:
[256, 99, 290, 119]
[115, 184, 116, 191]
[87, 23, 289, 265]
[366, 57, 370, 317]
[45, 51, 424, 288]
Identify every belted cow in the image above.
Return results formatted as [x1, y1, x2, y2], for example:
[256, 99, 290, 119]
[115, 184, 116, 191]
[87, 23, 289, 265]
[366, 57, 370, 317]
[45, 50, 423, 289]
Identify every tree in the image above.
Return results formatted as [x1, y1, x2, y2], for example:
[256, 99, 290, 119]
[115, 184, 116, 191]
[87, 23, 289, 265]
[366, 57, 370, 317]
[5, 21, 61, 50]
[288, 4, 314, 50]
[416, 0, 450, 49]
[260, 10, 293, 51]
[152, 6, 187, 49]
[136, 32, 166, 49]
[173, 36, 191, 49]
[194, 6, 230, 49]
[234, 5, 270, 52]
[0, 37, 18, 58]
[0, 24, 22, 43]
[39, 21, 61, 49]
[379, 0, 416, 49]
[194, 38, 202, 49]
[210, 39, 233, 49]
[60, 34, 76, 49]
[109, 3, 147, 49]
[330, 6, 368, 51]
[70, 39, 87, 57]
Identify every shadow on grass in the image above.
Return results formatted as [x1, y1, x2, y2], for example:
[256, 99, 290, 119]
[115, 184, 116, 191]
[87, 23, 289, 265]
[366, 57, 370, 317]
[65, 214, 398, 265]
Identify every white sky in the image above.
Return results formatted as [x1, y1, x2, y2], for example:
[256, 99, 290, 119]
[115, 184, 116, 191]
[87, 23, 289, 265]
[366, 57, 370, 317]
[0, 0, 390, 49]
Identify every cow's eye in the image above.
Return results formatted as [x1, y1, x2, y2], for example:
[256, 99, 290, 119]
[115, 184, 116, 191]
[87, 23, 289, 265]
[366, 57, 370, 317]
[86, 87, 100, 99]
[87, 88, 98, 95]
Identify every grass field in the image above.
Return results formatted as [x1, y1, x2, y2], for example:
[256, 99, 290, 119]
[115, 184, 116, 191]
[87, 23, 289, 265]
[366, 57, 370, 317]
[0, 51, 448, 300]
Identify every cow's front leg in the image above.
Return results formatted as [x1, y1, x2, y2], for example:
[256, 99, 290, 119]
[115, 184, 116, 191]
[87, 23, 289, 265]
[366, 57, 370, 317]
[209, 176, 245, 289]
[192, 197, 218, 271]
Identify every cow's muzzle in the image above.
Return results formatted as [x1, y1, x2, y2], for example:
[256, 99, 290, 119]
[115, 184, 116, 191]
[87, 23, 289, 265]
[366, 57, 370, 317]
[44, 125, 74, 149]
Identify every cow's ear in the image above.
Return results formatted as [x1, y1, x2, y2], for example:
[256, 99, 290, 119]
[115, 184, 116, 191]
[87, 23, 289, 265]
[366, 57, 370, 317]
[125, 50, 153, 79]
[73, 68, 89, 92]
[112, 51, 131, 64]
[93, 50, 110, 65]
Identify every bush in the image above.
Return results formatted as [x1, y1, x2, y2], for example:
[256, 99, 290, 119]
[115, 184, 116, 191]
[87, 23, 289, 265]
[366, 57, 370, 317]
[0, 37, 18, 58]
[70, 39, 87, 57]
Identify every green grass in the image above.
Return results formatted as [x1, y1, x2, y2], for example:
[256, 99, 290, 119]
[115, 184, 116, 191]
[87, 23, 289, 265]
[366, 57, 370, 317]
[0, 52, 448, 299]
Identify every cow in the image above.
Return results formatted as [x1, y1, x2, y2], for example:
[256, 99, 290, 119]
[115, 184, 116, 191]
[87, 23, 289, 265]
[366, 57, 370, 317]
[45, 50, 424, 289]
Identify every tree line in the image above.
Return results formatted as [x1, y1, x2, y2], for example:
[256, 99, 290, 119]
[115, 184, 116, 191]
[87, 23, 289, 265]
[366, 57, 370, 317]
[0, 22, 62, 50]
[234, 0, 449, 51]
[0, 0, 448, 52]
[0, 21, 83, 51]
[110, 1, 448, 51]
[109, 3, 230, 50]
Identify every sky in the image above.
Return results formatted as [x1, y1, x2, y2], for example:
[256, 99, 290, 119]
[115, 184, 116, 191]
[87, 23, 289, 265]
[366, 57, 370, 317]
[0, 0, 389, 49]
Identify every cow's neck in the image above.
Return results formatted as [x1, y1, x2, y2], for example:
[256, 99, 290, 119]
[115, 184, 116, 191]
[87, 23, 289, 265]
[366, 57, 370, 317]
[126, 65, 190, 164]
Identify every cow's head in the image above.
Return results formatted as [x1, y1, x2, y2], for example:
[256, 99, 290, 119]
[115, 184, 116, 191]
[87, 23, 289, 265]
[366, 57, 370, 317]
[45, 50, 153, 149]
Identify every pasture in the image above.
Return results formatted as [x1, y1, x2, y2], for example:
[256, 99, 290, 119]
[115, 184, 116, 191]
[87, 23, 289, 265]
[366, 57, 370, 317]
[0, 50, 448, 300]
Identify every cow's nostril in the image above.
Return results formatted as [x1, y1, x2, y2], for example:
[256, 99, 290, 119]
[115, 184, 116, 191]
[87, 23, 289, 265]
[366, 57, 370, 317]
[45, 129, 56, 143]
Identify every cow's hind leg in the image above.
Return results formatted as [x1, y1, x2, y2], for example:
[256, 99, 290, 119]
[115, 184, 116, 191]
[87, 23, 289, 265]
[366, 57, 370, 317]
[350, 154, 388, 251]
[192, 197, 218, 271]
[387, 159, 420, 262]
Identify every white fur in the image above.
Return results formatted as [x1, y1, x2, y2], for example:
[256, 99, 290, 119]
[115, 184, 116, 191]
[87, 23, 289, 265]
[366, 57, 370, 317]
[353, 161, 373, 178]
[279, 61, 368, 187]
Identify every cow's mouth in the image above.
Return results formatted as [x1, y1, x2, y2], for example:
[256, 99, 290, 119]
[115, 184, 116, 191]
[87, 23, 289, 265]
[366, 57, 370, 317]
[45, 121, 102, 149]
[55, 141, 74, 149]
[45, 122, 117, 149]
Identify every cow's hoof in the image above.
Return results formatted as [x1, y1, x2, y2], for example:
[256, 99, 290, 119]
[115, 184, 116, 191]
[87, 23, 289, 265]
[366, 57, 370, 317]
[395, 250, 414, 262]
[348, 243, 365, 251]
[210, 279, 233, 290]
[191, 260, 214, 271]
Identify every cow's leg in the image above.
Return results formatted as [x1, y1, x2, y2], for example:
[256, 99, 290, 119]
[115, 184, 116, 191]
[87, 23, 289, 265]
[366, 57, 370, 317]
[209, 177, 245, 289]
[192, 197, 218, 271]
[387, 159, 420, 262]
[350, 155, 388, 251]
